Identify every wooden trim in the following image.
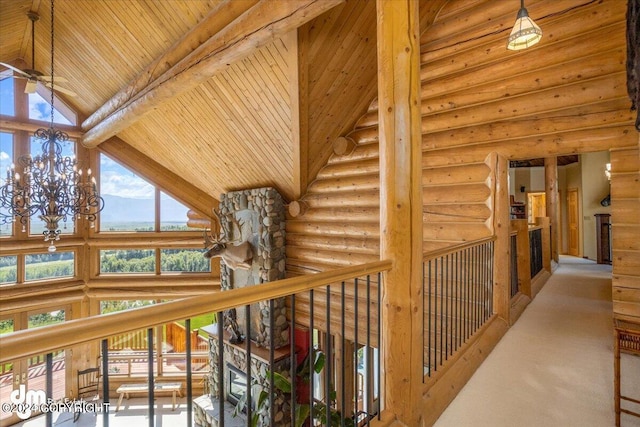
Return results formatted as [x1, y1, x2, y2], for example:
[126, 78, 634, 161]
[509, 293, 531, 326]
[0, 117, 83, 139]
[81, 0, 344, 148]
[531, 269, 551, 299]
[0, 260, 391, 363]
[289, 27, 309, 199]
[421, 316, 509, 426]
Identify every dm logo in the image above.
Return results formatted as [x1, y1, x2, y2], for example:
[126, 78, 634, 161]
[10, 384, 47, 419]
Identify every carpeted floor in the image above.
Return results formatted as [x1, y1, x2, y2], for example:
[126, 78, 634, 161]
[434, 256, 640, 427]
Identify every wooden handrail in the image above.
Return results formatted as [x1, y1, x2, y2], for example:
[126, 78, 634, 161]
[422, 236, 496, 262]
[0, 260, 392, 363]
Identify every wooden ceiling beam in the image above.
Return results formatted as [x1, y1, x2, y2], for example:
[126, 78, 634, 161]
[81, 0, 344, 148]
[99, 136, 216, 218]
[81, 0, 259, 133]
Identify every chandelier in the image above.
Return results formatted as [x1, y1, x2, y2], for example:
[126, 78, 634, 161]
[0, 0, 104, 252]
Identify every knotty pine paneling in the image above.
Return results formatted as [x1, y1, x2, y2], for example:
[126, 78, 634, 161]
[118, 38, 295, 201]
[0, 0, 220, 117]
[0, 0, 30, 66]
[304, 0, 378, 184]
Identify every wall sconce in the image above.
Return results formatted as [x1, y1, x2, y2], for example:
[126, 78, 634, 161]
[507, 0, 542, 50]
[605, 163, 611, 181]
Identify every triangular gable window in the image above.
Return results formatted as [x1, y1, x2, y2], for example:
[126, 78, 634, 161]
[28, 90, 75, 125]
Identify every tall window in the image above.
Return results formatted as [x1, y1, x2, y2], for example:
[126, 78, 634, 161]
[0, 75, 14, 116]
[0, 132, 12, 237]
[99, 153, 196, 232]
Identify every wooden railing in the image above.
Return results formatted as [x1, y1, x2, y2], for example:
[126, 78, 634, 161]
[0, 261, 392, 427]
[108, 328, 148, 351]
[0, 261, 392, 364]
[422, 237, 496, 378]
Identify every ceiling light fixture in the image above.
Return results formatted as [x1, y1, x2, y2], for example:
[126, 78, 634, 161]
[0, 0, 104, 252]
[507, 0, 542, 51]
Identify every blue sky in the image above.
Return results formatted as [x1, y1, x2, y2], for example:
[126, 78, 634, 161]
[1, 77, 190, 223]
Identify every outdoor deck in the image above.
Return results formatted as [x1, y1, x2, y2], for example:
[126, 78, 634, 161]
[0, 353, 207, 426]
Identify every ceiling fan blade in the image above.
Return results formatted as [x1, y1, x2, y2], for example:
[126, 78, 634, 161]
[24, 79, 38, 94]
[38, 75, 68, 83]
[43, 81, 77, 97]
[0, 62, 31, 78]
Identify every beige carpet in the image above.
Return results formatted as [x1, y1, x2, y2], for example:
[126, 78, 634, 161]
[433, 256, 640, 427]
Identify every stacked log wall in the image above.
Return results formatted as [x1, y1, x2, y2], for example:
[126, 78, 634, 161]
[286, 0, 636, 338]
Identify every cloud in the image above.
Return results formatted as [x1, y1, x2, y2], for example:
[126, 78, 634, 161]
[100, 171, 154, 198]
[28, 92, 71, 125]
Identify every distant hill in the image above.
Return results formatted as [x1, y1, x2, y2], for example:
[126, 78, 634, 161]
[100, 194, 189, 223]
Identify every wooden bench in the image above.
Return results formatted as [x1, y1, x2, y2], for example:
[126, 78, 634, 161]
[115, 382, 183, 412]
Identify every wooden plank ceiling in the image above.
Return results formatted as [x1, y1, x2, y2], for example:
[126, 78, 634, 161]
[0, 0, 296, 201]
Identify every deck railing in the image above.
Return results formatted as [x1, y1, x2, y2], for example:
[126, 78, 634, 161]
[423, 237, 495, 378]
[0, 260, 391, 427]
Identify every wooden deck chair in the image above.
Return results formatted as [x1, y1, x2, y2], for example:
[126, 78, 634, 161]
[74, 367, 100, 422]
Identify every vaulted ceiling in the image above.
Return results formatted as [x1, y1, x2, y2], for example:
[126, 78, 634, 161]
[1, 0, 633, 220]
[0, 0, 369, 214]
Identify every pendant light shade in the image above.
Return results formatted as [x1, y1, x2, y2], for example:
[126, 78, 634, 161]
[507, 0, 542, 51]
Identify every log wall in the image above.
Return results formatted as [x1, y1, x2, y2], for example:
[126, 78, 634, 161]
[285, 0, 637, 415]
[611, 141, 640, 323]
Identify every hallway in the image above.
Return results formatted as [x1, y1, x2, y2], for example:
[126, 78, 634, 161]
[434, 256, 640, 427]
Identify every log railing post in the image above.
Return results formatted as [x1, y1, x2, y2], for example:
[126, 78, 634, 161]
[376, 0, 423, 424]
[491, 153, 511, 323]
[545, 157, 560, 263]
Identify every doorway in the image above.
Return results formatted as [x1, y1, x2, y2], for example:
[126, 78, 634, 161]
[527, 192, 546, 223]
[567, 188, 580, 256]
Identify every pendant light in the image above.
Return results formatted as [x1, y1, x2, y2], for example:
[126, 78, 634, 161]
[507, 0, 542, 51]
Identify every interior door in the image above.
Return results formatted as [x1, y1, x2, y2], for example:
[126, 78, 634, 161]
[527, 192, 546, 223]
[567, 189, 579, 256]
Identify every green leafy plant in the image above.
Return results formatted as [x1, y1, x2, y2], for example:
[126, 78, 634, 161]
[233, 350, 354, 427]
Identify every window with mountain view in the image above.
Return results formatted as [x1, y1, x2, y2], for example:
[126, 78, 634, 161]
[99, 153, 196, 232]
